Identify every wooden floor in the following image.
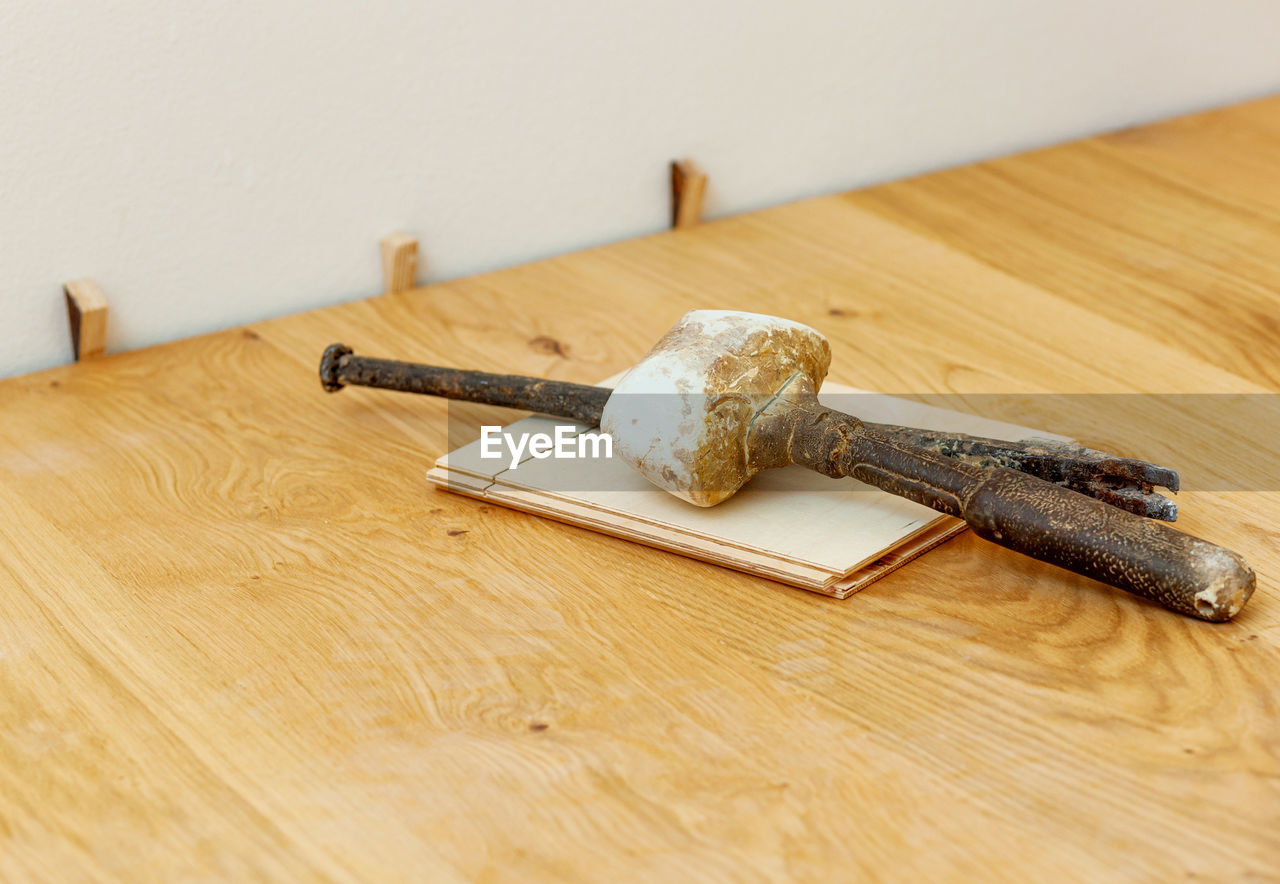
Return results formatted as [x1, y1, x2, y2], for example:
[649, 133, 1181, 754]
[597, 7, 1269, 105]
[2, 97, 1279, 881]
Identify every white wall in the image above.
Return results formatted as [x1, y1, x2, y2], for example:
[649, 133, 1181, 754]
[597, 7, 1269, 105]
[2, 1, 1278, 378]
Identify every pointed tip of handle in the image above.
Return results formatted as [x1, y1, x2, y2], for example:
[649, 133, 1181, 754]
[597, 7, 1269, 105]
[320, 343, 353, 392]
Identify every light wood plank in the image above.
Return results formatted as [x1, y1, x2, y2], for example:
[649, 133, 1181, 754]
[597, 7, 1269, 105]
[848, 96, 1280, 388]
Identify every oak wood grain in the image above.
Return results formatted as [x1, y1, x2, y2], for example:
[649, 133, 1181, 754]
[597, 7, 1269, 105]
[2, 96, 1279, 880]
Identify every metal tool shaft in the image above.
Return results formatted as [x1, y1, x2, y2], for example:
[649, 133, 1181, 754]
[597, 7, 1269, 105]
[320, 344, 1179, 520]
[320, 344, 611, 426]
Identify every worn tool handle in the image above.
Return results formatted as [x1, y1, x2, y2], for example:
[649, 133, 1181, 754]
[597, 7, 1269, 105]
[790, 408, 1255, 621]
[960, 468, 1253, 620]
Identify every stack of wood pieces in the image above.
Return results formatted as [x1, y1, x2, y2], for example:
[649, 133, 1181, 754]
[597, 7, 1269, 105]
[427, 382, 1066, 598]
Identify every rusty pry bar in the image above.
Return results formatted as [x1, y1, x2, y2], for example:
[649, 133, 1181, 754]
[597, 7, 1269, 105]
[866, 427, 1180, 521]
[319, 343, 1179, 521]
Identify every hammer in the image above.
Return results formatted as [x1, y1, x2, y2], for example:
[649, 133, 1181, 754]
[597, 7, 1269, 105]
[320, 310, 1255, 621]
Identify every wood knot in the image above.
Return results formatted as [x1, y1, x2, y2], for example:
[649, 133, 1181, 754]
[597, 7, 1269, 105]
[529, 336, 570, 358]
[446, 529, 468, 537]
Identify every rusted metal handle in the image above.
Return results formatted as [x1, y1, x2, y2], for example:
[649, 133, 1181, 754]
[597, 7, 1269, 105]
[788, 406, 1255, 621]
[320, 344, 611, 425]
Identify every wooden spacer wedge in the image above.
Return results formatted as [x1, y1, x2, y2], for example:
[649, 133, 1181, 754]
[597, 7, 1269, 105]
[63, 279, 109, 361]
[381, 233, 420, 294]
[670, 159, 708, 229]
